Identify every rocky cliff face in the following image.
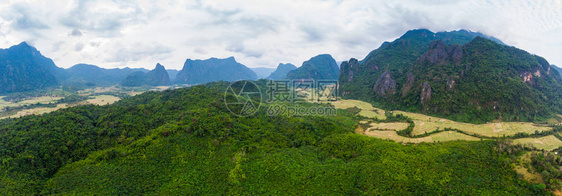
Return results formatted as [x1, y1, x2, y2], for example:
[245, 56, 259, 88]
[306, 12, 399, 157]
[373, 71, 396, 96]
[401, 73, 415, 96]
[0, 42, 59, 93]
[420, 81, 432, 105]
[339, 58, 358, 86]
[417, 40, 463, 65]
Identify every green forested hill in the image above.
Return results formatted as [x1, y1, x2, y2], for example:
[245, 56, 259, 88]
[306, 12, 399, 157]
[0, 82, 549, 195]
[287, 54, 339, 80]
[339, 29, 562, 123]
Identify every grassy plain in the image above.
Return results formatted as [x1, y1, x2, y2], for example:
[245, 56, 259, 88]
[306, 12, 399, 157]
[513, 135, 562, 151]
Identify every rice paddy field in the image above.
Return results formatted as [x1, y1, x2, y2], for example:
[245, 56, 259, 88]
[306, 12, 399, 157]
[335, 99, 562, 150]
[394, 111, 551, 137]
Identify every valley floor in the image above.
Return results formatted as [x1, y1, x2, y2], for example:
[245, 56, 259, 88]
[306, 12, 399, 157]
[0, 85, 176, 119]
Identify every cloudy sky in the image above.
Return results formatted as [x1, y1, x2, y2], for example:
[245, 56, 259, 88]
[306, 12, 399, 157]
[0, 0, 561, 70]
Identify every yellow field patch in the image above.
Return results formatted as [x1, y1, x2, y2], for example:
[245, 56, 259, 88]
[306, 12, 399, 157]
[394, 111, 551, 137]
[364, 128, 479, 143]
[408, 119, 550, 138]
[87, 95, 121, 105]
[330, 99, 386, 120]
[0, 96, 62, 109]
[340, 99, 557, 146]
[151, 86, 172, 91]
[429, 131, 480, 142]
[368, 122, 410, 131]
[514, 135, 562, 151]
[334, 99, 552, 138]
[0, 104, 69, 119]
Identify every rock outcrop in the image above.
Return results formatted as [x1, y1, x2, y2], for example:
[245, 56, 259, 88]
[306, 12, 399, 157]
[418, 40, 463, 66]
[446, 77, 455, 91]
[421, 81, 432, 105]
[373, 71, 397, 96]
[401, 72, 415, 96]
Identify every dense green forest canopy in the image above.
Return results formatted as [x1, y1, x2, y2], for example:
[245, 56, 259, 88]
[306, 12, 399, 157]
[0, 81, 551, 195]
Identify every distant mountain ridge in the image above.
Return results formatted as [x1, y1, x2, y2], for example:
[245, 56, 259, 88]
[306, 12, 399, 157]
[62, 64, 149, 87]
[122, 63, 171, 87]
[287, 54, 339, 80]
[175, 57, 257, 84]
[267, 63, 297, 79]
[339, 29, 562, 123]
[0, 42, 59, 93]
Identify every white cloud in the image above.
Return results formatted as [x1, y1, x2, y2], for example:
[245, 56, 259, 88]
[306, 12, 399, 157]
[0, 0, 561, 70]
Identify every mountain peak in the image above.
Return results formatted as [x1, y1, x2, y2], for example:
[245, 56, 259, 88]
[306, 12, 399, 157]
[122, 63, 171, 87]
[17, 41, 30, 47]
[8, 41, 37, 52]
[155, 63, 165, 70]
[278, 63, 297, 69]
[0, 42, 59, 93]
[400, 29, 434, 39]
